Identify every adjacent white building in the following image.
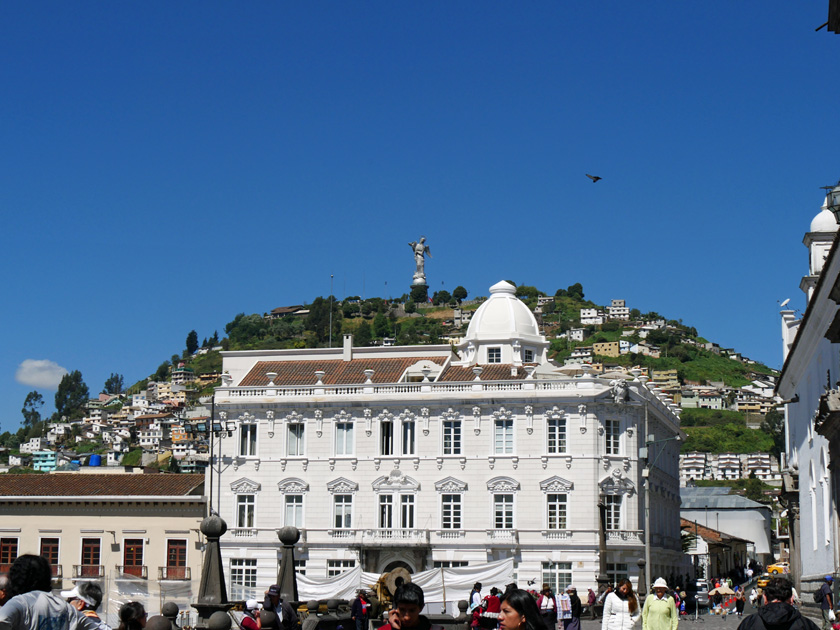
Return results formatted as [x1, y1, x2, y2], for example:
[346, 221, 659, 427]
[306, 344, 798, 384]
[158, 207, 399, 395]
[209, 281, 684, 601]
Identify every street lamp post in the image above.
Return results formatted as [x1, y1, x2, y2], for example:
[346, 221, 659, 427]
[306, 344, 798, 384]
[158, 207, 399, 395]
[822, 181, 840, 222]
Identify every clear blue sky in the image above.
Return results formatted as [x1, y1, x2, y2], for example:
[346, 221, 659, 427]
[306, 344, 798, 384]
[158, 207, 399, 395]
[1, 2, 837, 433]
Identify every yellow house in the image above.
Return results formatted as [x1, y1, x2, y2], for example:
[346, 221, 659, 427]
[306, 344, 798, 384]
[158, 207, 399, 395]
[592, 341, 620, 358]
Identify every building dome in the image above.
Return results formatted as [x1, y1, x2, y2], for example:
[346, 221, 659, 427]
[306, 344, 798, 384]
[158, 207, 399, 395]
[811, 200, 839, 233]
[465, 281, 541, 341]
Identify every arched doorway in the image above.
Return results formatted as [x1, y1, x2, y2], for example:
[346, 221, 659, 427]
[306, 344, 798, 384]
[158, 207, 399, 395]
[383, 560, 414, 574]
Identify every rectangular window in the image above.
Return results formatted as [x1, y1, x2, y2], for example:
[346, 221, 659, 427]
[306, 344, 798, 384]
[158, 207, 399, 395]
[605, 495, 622, 530]
[0, 538, 18, 573]
[237, 495, 255, 528]
[239, 423, 257, 457]
[494, 419, 514, 454]
[605, 419, 620, 455]
[294, 559, 306, 576]
[542, 562, 573, 592]
[607, 563, 629, 584]
[494, 494, 514, 529]
[442, 420, 461, 455]
[523, 349, 534, 363]
[230, 558, 257, 601]
[381, 421, 393, 455]
[336, 422, 354, 455]
[402, 421, 415, 455]
[166, 540, 187, 580]
[401, 495, 415, 528]
[433, 560, 469, 568]
[547, 418, 566, 454]
[40, 538, 60, 575]
[379, 495, 394, 528]
[327, 559, 355, 577]
[285, 495, 303, 528]
[442, 494, 462, 529]
[123, 539, 144, 577]
[334, 495, 352, 529]
[287, 423, 305, 456]
[80, 538, 101, 577]
[547, 494, 567, 530]
[488, 347, 501, 363]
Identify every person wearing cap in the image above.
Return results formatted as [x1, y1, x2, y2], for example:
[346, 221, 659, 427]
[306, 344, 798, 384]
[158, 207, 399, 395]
[736, 577, 818, 630]
[241, 600, 261, 630]
[537, 585, 557, 629]
[351, 590, 370, 630]
[62, 584, 110, 630]
[0, 555, 100, 630]
[819, 576, 834, 630]
[641, 578, 677, 630]
[263, 585, 297, 630]
[564, 588, 581, 630]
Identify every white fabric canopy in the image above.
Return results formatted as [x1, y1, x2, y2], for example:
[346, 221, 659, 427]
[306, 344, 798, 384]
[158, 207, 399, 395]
[296, 558, 515, 615]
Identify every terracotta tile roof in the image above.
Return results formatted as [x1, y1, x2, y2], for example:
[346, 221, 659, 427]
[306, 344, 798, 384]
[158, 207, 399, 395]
[240, 357, 448, 386]
[680, 518, 752, 544]
[0, 474, 204, 497]
[437, 364, 534, 382]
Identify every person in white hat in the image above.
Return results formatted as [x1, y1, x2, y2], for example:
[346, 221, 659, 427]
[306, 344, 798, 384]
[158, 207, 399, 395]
[61, 584, 110, 630]
[240, 600, 260, 630]
[642, 578, 677, 630]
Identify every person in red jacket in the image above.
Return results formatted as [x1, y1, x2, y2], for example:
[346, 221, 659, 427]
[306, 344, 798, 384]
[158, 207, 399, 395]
[378, 584, 443, 630]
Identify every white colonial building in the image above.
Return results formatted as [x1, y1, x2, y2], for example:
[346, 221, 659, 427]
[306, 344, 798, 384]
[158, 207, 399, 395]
[209, 281, 683, 601]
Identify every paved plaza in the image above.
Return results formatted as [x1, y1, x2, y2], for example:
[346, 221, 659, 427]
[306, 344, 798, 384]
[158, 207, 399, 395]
[576, 604, 824, 630]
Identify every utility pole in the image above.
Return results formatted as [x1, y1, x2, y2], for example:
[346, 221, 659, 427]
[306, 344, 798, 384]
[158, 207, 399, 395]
[329, 274, 334, 348]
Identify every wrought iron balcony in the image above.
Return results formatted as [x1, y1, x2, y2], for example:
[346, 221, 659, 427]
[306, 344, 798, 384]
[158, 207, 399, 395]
[73, 565, 104, 579]
[158, 566, 191, 581]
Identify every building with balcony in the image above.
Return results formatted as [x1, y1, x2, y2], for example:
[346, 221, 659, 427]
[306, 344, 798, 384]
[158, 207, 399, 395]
[0, 473, 205, 623]
[210, 281, 684, 602]
[716, 453, 741, 480]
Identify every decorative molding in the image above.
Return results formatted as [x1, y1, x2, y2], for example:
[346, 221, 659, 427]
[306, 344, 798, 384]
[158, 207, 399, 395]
[373, 457, 381, 471]
[327, 477, 359, 494]
[413, 457, 420, 470]
[512, 456, 519, 470]
[435, 476, 467, 493]
[487, 476, 520, 492]
[623, 457, 631, 472]
[328, 458, 336, 471]
[472, 406, 481, 435]
[372, 469, 420, 492]
[599, 469, 637, 497]
[421, 407, 430, 435]
[541, 456, 549, 469]
[602, 456, 610, 470]
[565, 456, 573, 469]
[266, 410, 275, 438]
[540, 475, 574, 492]
[314, 410, 323, 437]
[459, 457, 467, 470]
[364, 408, 373, 436]
[218, 411, 228, 421]
[277, 478, 309, 494]
[611, 379, 629, 404]
[488, 457, 495, 470]
[436, 457, 444, 470]
[239, 411, 255, 423]
[525, 405, 534, 434]
[285, 411, 303, 424]
[230, 478, 261, 494]
[280, 459, 287, 471]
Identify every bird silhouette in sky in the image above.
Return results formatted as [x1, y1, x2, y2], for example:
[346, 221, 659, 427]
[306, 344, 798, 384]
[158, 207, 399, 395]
[586, 174, 602, 183]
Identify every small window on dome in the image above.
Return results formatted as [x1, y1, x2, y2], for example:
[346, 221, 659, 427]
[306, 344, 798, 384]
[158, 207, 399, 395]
[523, 349, 534, 363]
[488, 347, 501, 363]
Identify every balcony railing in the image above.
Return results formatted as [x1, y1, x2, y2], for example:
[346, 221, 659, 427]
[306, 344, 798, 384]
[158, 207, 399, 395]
[327, 529, 357, 539]
[541, 530, 572, 541]
[362, 528, 430, 545]
[158, 566, 191, 581]
[230, 528, 258, 539]
[116, 565, 148, 579]
[73, 565, 104, 579]
[50, 564, 63, 578]
[487, 529, 518, 544]
[606, 530, 643, 543]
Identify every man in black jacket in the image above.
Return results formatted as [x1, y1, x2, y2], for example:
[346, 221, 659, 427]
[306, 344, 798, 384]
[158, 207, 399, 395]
[263, 584, 298, 630]
[737, 578, 819, 630]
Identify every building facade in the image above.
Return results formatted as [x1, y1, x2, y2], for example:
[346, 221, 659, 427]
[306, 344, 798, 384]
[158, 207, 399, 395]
[209, 282, 683, 602]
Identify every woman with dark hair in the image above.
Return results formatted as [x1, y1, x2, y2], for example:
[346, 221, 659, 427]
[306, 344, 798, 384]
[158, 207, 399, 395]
[117, 602, 147, 630]
[601, 579, 640, 630]
[498, 588, 549, 630]
[0, 555, 99, 630]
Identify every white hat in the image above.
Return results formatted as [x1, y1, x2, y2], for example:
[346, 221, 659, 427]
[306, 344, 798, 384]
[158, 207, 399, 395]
[60, 586, 95, 607]
[652, 578, 669, 590]
[246, 600, 260, 611]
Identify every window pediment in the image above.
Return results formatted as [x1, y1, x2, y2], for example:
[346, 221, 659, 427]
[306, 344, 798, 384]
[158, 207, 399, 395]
[230, 477, 261, 494]
[540, 475, 574, 492]
[599, 469, 636, 496]
[372, 469, 420, 492]
[435, 476, 467, 492]
[327, 477, 359, 494]
[487, 476, 520, 492]
[277, 478, 309, 494]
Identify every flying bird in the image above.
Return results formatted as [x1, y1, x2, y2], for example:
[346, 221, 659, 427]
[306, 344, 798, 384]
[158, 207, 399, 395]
[586, 174, 602, 183]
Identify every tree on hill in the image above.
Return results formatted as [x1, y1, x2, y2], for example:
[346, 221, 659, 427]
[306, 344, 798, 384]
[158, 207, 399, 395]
[760, 408, 785, 459]
[21, 391, 44, 429]
[374, 312, 390, 338]
[54, 370, 89, 421]
[304, 297, 342, 344]
[514, 285, 542, 300]
[405, 300, 417, 314]
[186, 330, 199, 355]
[566, 283, 584, 300]
[154, 361, 170, 382]
[432, 290, 452, 305]
[453, 286, 468, 303]
[410, 285, 428, 303]
[103, 373, 125, 395]
[355, 321, 372, 346]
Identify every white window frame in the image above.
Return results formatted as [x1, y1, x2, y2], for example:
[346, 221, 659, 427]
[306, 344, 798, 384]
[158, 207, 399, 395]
[239, 422, 258, 457]
[523, 348, 534, 363]
[494, 419, 514, 454]
[547, 417, 566, 454]
[605, 418, 621, 455]
[493, 493, 515, 529]
[402, 419, 416, 455]
[327, 559, 355, 577]
[401, 494, 415, 529]
[441, 494, 463, 530]
[379, 494, 394, 529]
[335, 421, 354, 456]
[381, 420, 394, 456]
[542, 561, 572, 592]
[441, 418, 462, 455]
[287, 422, 305, 457]
[236, 494, 256, 528]
[488, 347, 502, 363]
[546, 493, 567, 530]
[604, 495, 622, 530]
[230, 558, 257, 601]
[285, 494, 304, 528]
[334, 494, 353, 529]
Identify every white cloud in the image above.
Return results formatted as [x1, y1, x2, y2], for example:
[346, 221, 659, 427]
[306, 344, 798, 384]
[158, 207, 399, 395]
[15, 359, 69, 389]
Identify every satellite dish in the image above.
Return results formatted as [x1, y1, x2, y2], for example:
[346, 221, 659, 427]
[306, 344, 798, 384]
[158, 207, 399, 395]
[780, 298, 791, 308]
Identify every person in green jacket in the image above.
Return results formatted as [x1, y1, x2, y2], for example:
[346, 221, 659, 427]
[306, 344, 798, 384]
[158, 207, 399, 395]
[642, 578, 678, 630]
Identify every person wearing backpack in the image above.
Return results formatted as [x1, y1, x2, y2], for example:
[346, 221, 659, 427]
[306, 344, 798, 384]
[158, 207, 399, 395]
[737, 578, 818, 630]
[815, 576, 834, 630]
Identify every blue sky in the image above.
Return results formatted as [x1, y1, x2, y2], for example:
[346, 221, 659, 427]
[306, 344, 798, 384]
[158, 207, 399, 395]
[1, 2, 837, 433]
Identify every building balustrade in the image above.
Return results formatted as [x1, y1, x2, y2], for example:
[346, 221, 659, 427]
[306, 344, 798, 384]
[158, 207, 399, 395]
[116, 565, 148, 579]
[541, 530, 572, 540]
[487, 529, 518, 544]
[362, 528, 429, 545]
[73, 565, 104, 579]
[230, 528, 258, 538]
[158, 566, 191, 580]
[606, 530, 643, 543]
